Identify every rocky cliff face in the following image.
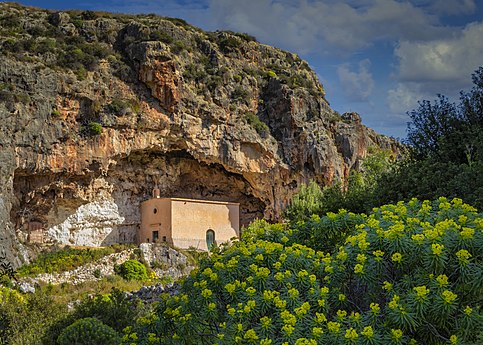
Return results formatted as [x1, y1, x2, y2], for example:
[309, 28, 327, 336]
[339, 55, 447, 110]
[0, 3, 397, 265]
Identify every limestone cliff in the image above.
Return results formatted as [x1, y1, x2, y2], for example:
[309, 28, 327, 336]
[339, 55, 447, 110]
[0, 3, 398, 265]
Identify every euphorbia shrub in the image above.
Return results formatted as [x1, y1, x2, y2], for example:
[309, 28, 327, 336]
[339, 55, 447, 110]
[123, 198, 482, 345]
[57, 317, 120, 345]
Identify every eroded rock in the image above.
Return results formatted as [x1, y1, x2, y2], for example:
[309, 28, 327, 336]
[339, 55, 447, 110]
[0, 3, 399, 263]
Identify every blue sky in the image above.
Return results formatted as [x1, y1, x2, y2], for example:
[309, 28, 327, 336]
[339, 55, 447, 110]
[10, 0, 483, 139]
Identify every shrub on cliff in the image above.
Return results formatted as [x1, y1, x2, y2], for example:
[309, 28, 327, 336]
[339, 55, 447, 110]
[88, 121, 103, 135]
[244, 111, 269, 135]
[58, 317, 120, 345]
[122, 198, 482, 345]
[115, 260, 148, 281]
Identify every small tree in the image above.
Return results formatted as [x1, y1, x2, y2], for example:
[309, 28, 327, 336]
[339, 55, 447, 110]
[284, 181, 324, 222]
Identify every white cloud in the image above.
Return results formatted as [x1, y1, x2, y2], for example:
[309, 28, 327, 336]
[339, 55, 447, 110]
[427, 0, 476, 15]
[208, 0, 451, 55]
[395, 22, 483, 89]
[387, 83, 429, 114]
[337, 59, 374, 101]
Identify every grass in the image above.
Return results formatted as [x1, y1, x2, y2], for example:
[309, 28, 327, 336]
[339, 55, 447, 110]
[15, 246, 133, 277]
[38, 276, 146, 305]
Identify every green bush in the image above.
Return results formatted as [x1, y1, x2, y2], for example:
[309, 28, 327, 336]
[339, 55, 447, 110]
[171, 40, 190, 53]
[267, 70, 277, 78]
[81, 10, 98, 20]
[149, 30, 174, 44]
[164, 17, 191, 29]
[108, 98, 130, 114]
[44, 288, 141, 343]
[58, 317, 120, 345]
[245, 111, 269, 135]
[0, 287, 67, 344]
[88, 121, 103, 135]
[218, 36, 241, 53]
[284, 181, 325, 222]
[234, 32, 257, 42]
[115, 260, 147, 281]
[231, 86, 251, 102]
[123, 198, 482, 345]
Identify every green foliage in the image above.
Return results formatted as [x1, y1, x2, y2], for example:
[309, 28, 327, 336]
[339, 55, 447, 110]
[218, 36, 242, 53]
[44, 288, 143, 343]
[108, 98, 128, 114]
[406, 67, 482, 163]
[171, 40, 190, 53]
[234, 32, 257, 42]
[57, 317, 120, 345]
[285, 148, 394, 221]
[375, 158, 483, 211]
[164, 17, 191, 29]
[149, 30, 174, 44]
[267, 70, 277, 78]
[284, 181, 325, 222]
[244, 111, 269, 135]
[16, 246, 115, 277]
[291, 210, 366, 253]
[81, 10, 98, 20]
[123, 198, 482, 345]
[241, 219, 288, 244]
[375, 67, 483, 211]
[115, 260, 148, 281]
[183, 63, 208, 81]
[0, 287, 67, 344]
[107, 98, 140, 115]
[232, 86, 251, 102]
[88, 121, 103, 135]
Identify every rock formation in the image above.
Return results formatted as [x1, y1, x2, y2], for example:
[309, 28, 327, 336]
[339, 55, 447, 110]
[0, 3, 398, 265]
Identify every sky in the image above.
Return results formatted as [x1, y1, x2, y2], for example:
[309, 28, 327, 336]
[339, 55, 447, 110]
[8, 0, 483, 139]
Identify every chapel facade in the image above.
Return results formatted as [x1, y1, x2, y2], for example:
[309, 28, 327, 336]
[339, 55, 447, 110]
[139, 189, 240, 251]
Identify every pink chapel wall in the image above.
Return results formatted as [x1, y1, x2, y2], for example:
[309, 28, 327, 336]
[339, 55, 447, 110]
[139, 198, 172, 244]
[139, 196, 239, 251]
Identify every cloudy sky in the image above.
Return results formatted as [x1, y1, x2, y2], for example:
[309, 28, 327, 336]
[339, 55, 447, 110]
[12, 0, 483, 138]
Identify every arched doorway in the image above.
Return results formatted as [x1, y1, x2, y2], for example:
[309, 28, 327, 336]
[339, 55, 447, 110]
[206, 229, 215, 251]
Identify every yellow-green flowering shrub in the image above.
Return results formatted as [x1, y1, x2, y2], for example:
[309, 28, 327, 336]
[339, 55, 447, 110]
[58, 317, 120, 345]
[124, 198, 481, 345]
[242, 211, 365, 254]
